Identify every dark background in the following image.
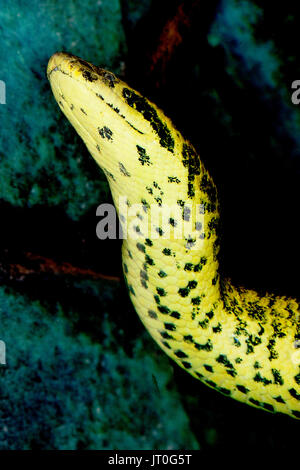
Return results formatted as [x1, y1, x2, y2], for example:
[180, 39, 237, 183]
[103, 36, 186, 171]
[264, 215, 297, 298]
[0, 0, 299, 451]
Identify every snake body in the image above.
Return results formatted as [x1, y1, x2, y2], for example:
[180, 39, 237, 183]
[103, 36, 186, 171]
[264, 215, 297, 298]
[47, 52, 300, 419]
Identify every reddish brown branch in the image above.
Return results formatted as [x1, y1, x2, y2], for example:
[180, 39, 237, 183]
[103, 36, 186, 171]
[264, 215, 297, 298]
[150, 3, 190, 73]
[147, 0, 201, 86]
[0, 251, 120, 283]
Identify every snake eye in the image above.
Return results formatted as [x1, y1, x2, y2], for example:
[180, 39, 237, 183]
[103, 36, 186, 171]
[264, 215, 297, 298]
[81, 69, 98, 83]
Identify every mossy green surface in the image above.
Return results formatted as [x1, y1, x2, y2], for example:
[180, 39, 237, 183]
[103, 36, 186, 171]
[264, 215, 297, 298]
[0, 0, 125, 220]
[1, 0, 300, 452]
[0, 282, 199, 450]
[207, 0, 300, 161]
[0, 0, 199, 449]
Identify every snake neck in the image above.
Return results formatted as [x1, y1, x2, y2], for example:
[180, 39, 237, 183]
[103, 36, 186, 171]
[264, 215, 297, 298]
[48, 52, 300, 418]
[114, 151, 223, 335]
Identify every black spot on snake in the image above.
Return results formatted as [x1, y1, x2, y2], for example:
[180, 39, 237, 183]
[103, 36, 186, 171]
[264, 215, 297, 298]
[122, 87, 174, 152]
[82, 70, 98, 82]
[119, 162, 131, 177]
[98, 126, 113, 140]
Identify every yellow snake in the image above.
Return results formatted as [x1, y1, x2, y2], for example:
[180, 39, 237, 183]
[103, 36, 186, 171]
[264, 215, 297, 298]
[47, 52, 300, 419]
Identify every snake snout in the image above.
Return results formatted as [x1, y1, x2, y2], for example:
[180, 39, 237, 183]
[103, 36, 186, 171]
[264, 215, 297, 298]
[47, 51, 72, 78]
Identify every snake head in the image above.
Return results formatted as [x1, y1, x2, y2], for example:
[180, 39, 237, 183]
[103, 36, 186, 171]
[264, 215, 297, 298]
[47, 52, 180, 191]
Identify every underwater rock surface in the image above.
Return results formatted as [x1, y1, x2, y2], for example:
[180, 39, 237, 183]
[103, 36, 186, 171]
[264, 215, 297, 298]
[0, 0, 198, 450]
[1, 0, 300, 451]
[0, 0, 126, 220]
[0, 283, 198, 449]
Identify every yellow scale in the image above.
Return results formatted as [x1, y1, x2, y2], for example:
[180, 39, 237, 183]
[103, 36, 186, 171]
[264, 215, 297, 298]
[47, 52, 300, 419]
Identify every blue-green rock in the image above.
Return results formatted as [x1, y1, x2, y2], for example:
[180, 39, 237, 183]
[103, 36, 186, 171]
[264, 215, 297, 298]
[0, 0, 125, 220]
[0, 283, 198, 450]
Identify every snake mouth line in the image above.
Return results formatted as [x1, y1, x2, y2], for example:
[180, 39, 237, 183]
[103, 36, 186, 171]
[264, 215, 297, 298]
[47, 52, 109, 102]
[47, 52, 119, 90]
[47, 51, 71, 78]
[48, 52, 147, 137]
